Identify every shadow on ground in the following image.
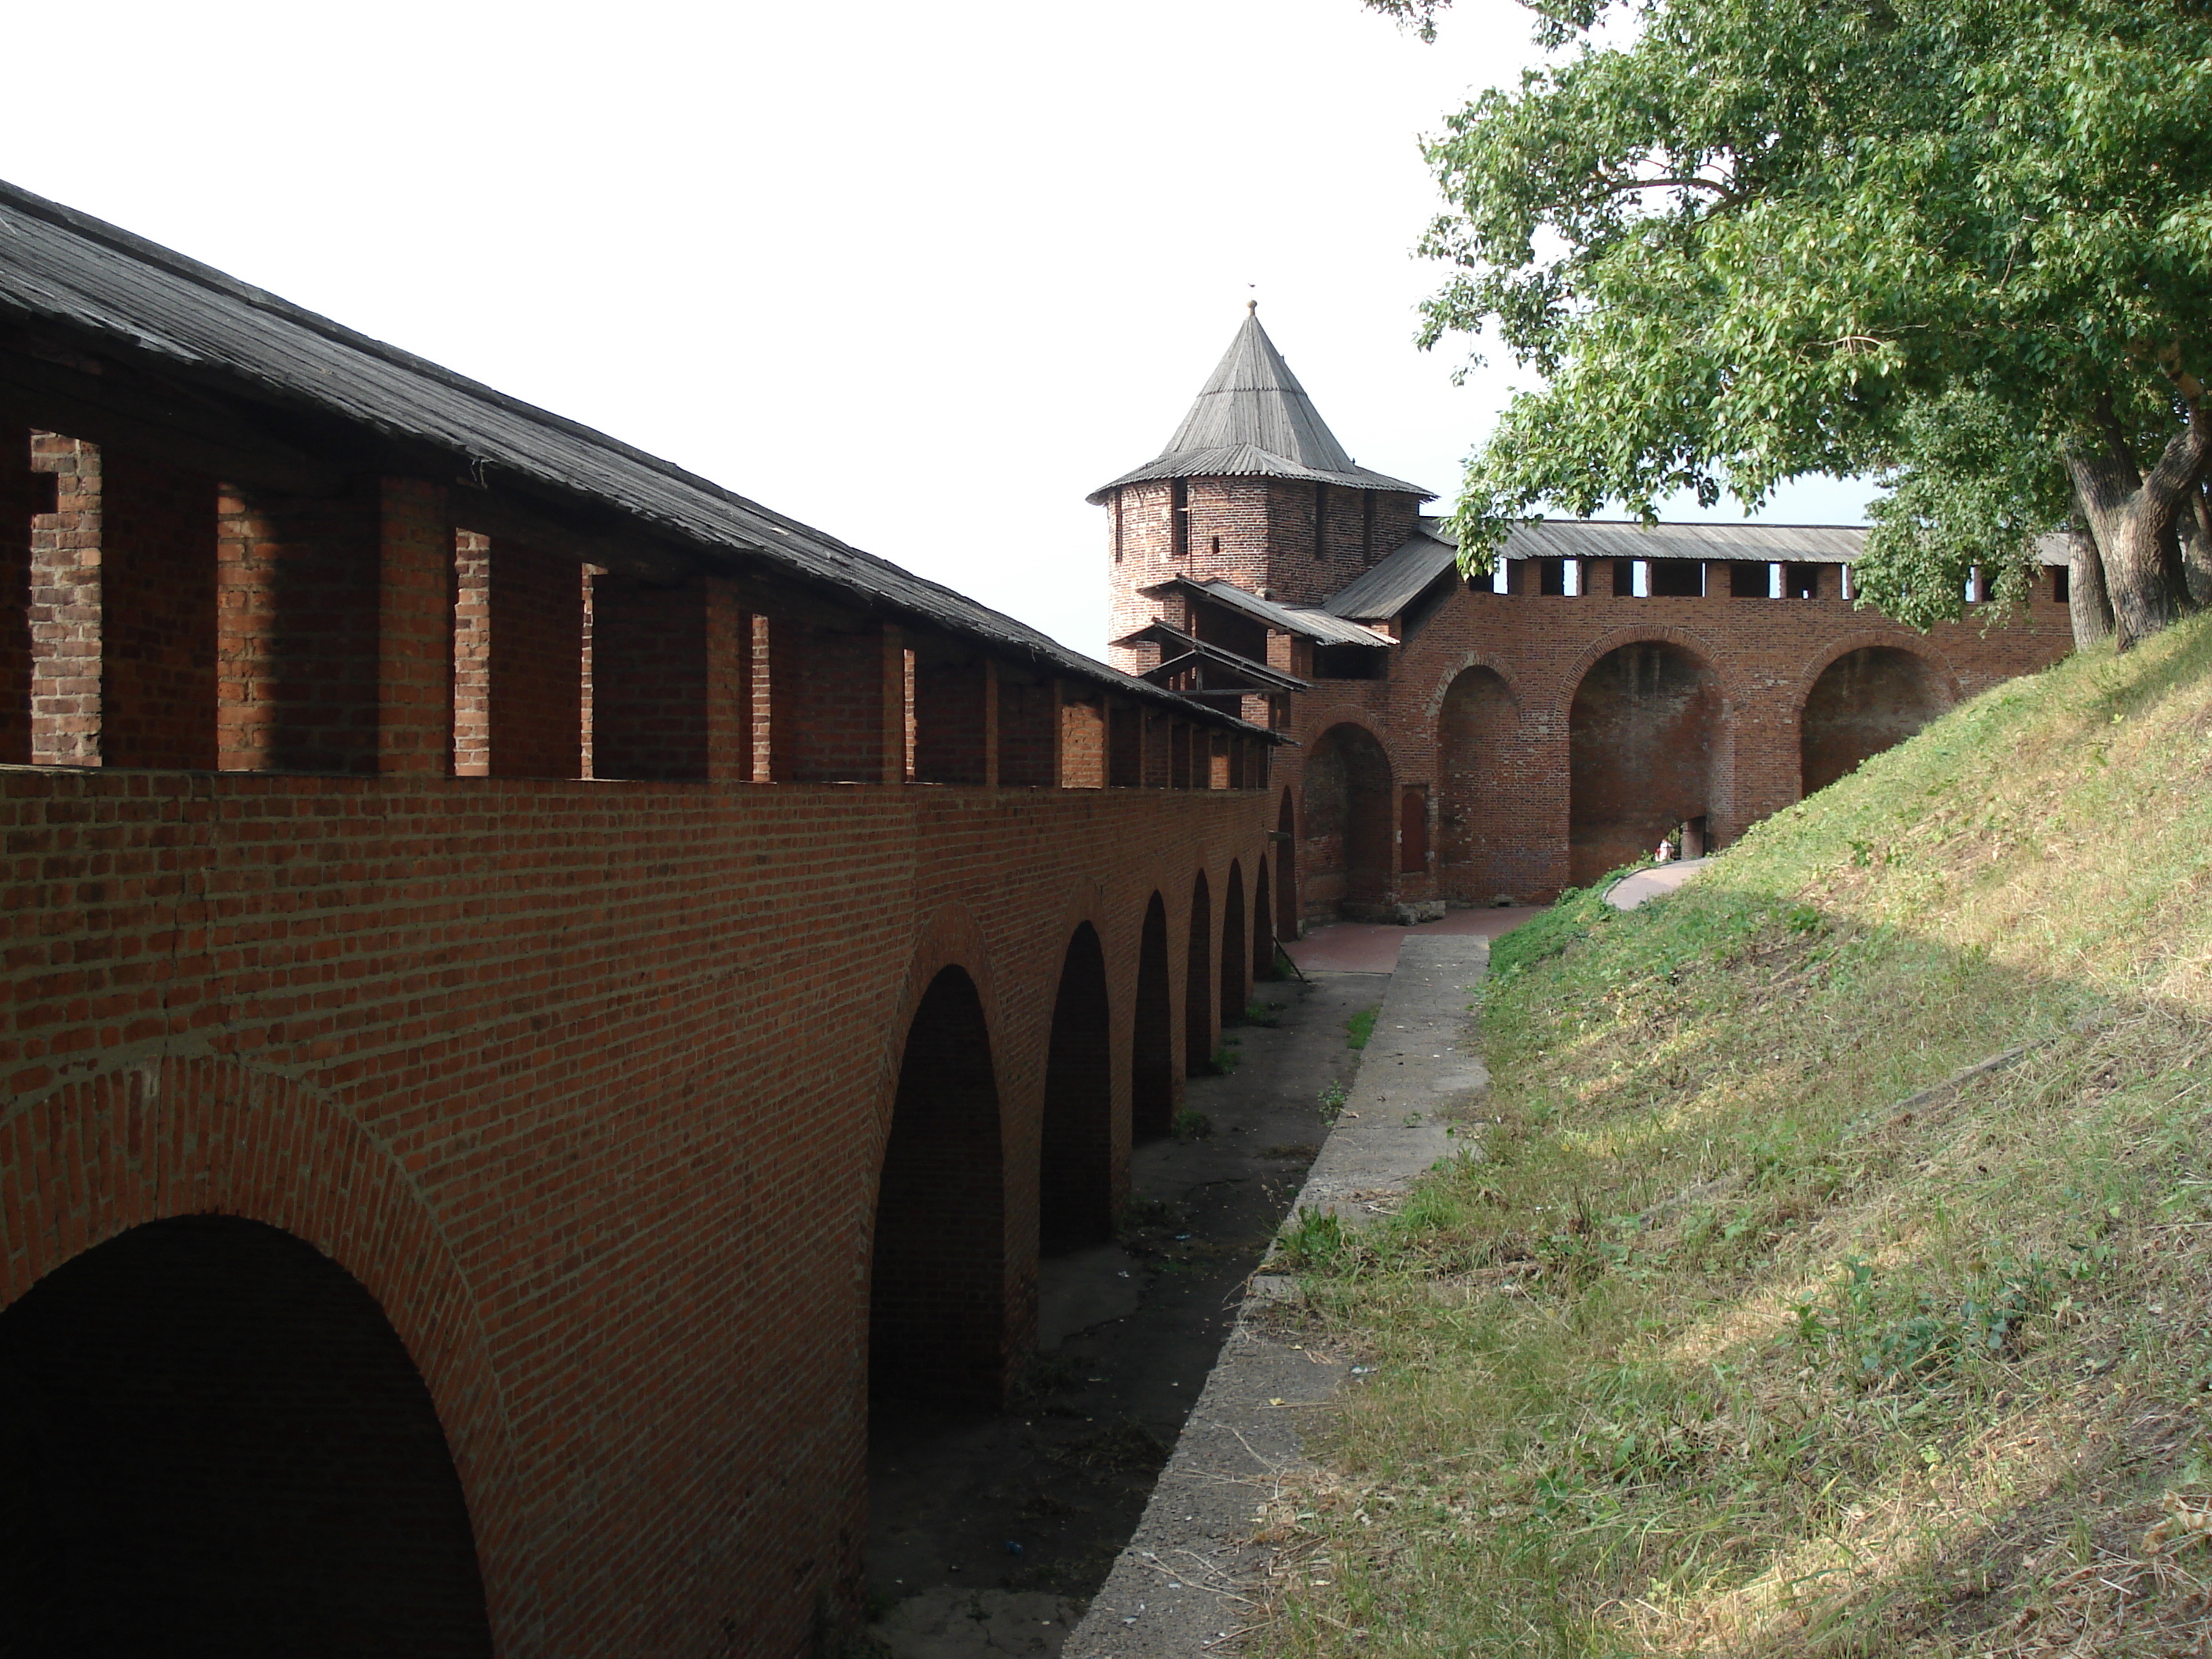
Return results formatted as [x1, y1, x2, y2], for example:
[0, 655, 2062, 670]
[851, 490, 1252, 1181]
[862, 964, 1382, 1657]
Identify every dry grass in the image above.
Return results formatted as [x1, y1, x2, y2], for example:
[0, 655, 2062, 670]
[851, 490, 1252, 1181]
[1247, 616, 2212, 1657]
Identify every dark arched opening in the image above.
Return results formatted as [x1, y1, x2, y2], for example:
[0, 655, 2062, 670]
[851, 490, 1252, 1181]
[1801, 646, 1948, 796]
[1131, 894, 1174, 1142]
[1218, 861, 1248, 1026]
[1437, 665, 1524, 902]
[1185, 871, 1214, 1075]
[1041, 925, 1113, 1251]
[1275, 791, 1298, 942]
[872, 968, 1006, 1406]
[1569, 642, 1721, 887]
[0, 1215, 492, 1659]
[1251, 857, 1276, 982]
[1301, 723, 1393, 923]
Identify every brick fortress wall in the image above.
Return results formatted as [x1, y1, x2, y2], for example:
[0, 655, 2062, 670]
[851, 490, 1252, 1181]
[0, 420, 1281, 1659]
[1270, 559, 2074, 914]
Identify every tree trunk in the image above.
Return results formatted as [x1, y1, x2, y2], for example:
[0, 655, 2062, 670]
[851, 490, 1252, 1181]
[2184, 483, 2212, 606]
[2067, 518, 2113, 648]
[2067, 422, 2205, 650]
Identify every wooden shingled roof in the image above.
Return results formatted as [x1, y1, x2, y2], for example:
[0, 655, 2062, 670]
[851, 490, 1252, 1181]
[0, 178, 1274, 738]
[1088, 306, 1430, 503]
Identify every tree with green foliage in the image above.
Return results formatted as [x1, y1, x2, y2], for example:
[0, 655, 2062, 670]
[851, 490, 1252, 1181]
[1369, 0, 2212, 648]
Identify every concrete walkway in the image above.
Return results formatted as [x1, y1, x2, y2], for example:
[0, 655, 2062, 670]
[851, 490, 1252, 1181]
[1285, 905, 1541, 975]
[1064, 931, 1492, 1658]
[1604, 856, 1710, 913]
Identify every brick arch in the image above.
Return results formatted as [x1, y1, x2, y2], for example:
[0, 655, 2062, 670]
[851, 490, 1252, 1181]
[871, 902, 999, 1142]
[1556, 624, 1752, 716]
[1794, 634, 1961, 798]
[867, 958, 1010, 1405]
[1567, 634, 1733, 885]
[1415, 651, 1533, 727]
[0, 1054, 526, 1640]
[1787, 629, 1964, 713]
[1435, 661, 1530, 903]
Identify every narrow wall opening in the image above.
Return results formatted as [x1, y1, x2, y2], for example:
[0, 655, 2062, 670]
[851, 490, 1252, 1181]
[1040, 925, 1113, 1251]
[1184, 872, 1213, 1075]
[1218, 861, 1247, 1026]
[1132, 894, 1174, 1142]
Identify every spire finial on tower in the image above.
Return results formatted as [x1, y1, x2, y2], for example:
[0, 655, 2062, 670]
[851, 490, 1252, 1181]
[1247, 297, 1258, 315]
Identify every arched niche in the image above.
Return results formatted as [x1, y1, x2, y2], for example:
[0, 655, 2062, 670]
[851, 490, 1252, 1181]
[1800, 646, 1949, 796]
[870, 966, 1006, 1406]
[1435, 665, 1522, 902]
[0, 1215, 493, 1658]
[1569, 641, 1722, 886]
[1300, 723, 1393, 922]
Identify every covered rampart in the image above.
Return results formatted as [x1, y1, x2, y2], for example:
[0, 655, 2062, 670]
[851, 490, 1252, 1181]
[0, 181, 1277, 1656]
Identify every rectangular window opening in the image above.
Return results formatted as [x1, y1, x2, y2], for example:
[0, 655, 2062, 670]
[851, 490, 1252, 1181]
[2053, 565, 2071, 603]
[1537, 557, 1567, 596]
[1784, 562, 1820, 599]
[1170, 478, 1189, 558]
[1650, 559, 1705, 598]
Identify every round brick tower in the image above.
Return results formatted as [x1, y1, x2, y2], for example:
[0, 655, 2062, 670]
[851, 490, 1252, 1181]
[1090, 303, 1430, 672]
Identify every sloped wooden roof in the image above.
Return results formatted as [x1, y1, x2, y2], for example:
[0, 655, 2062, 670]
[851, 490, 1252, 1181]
[0, 178, 1273, 738]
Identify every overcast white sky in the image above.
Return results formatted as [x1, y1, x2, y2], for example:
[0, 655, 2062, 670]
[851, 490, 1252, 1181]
[0, 0, 1872, 657]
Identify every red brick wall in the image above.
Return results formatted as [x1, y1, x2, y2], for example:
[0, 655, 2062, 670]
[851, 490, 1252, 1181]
[28, 433, 101, 766]
[218, 477, 454, 776]
[0, 765, 1273, 1658]
[1276, 566, 2074, 912]
[1104, 478, 1426, 669]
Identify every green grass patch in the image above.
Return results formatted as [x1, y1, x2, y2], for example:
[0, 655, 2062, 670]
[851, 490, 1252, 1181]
[1251, 617, 2212, 1656]
[1347, 1006, 1379, 1050]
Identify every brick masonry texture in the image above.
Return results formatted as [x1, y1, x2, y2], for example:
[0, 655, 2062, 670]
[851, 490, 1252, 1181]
[0, 760, 1276, 1657]
[1277, 566, 2071, 910]
[1103, 475, 2076, 917]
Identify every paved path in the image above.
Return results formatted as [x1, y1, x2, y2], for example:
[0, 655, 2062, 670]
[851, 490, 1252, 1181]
[1285, 906, 1542, 975]
[1064, 932, 1492, 1659]
[1604, 856, 1710, 913]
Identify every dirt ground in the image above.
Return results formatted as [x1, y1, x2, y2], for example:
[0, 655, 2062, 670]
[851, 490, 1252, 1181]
[862, 965, 1383, 1657]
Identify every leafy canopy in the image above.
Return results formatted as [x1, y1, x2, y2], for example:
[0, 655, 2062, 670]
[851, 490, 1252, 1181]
[1390, 0, 2212, 623]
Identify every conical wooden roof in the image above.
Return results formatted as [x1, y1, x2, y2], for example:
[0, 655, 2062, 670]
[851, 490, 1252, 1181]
[1088, 306, 1430, 502]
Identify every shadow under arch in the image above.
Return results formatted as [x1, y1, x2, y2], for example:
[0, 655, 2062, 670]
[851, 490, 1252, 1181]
[1251, 856, 1275, 983]
[1302, 723, 1393, 923]
[1275, 791, 1298, 940]
[1570, 639, 1723, 887]
[1040, 923, 1112, 1251]
[0, 1214, 493, 1658]
[1132, 894, 1174, 1143]
[871, 966, 1006, 1406]
[1219, 860, 1248, 1026]
[1801, 643, 1955, 797]
[1185, 870, 1214, 1075]
[1437, 663, 1525, 902]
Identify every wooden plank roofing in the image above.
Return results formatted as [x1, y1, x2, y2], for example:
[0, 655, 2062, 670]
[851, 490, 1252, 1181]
[0, 178, 1274, 739]
[1088, 307, 1430, 502]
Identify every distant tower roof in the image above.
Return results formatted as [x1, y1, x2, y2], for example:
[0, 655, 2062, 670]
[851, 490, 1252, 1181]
[1087, 306, 1432, 503]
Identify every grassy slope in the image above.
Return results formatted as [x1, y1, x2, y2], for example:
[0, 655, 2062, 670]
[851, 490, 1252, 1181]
[1254, 617, 2212, 1657]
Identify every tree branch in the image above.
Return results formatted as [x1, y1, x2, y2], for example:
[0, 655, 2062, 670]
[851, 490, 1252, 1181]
[1588, 171, 1747, 209]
